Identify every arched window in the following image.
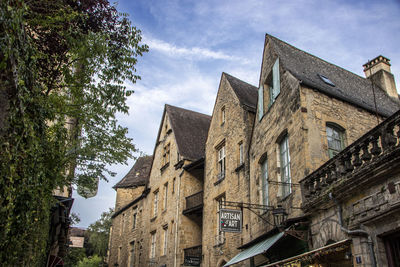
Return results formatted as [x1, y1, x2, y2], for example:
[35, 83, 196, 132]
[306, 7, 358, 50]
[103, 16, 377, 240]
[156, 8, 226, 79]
[326, 123, 346, 158]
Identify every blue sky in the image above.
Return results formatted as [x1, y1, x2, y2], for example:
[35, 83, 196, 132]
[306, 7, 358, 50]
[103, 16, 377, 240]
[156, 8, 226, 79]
[72, 0, 400, 228]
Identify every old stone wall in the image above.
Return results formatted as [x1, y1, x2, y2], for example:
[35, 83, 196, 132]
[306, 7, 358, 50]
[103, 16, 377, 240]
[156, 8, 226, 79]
[108, 186, 146, 267]
[202, 74, 255, 267]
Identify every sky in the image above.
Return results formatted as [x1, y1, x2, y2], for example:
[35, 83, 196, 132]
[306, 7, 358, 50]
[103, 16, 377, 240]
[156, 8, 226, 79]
[72, 0, 400, 228]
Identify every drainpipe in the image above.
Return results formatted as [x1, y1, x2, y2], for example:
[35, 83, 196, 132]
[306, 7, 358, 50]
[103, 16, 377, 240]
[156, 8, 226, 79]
[329, 193, 376, 267]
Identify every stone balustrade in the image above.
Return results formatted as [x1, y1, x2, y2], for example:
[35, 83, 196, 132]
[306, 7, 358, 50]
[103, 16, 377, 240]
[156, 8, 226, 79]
[300, 110, 400, 210]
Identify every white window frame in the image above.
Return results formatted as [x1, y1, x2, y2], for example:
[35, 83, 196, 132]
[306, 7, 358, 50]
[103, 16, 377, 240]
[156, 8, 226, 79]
[163, 183, 168, 211]
[153, 191, 158, 217]
[150, 232, 156, 259]
[217, 145, 226, 180]
[279, 135, 291, 197]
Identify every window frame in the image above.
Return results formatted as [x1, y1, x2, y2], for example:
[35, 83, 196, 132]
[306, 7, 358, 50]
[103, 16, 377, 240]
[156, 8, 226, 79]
[150, 231, 156, 259]
[163, 183, 168, 211]
[238, 141, 244, 166]
[153, 190, 159, 218]
[279, 135, 291, 198]
[326, 123, 346, 158]
[162, 225, 168, 256]
[221, 106, 226, 125]
[129, 241, 135, 267]
[217, 145, 226, 180]
[261, 157, 269, 206]
[132, 207, 137, 230]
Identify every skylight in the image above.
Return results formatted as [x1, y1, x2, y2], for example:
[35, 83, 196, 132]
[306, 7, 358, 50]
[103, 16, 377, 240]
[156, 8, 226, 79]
[318, 74, 335, 87]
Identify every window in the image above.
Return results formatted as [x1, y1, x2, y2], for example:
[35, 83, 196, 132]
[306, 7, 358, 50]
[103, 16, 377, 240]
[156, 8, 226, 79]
[162, 225, 168, 256]
[150, 232, 156, 258]
[258, 58, 280, 120]
[120, 213, 125, 235]
[261, 158, 269, 206]
[172, 178, 176, 194]
[163, 183, 168, 211]
[153, 191, 159, 217]
[238, 141, 244, 165]
[221, 106, 226, 125]
[279, 135, 291, 197]
[129, 241, 135, 267]
[217, 145, 226, 180]
[326, 124, 345, 158]
[132, 207, 137, 230]
[163, 143, 170, 166]
[118, 246, 122, 263]
[216, 195, 226, 245]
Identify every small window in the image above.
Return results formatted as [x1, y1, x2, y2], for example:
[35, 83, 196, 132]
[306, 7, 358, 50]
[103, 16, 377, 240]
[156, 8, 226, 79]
[318, 74, 335, 87]
[279, 135, 291, 197]
[217, 145, 226, 181]
[238, 141, 244, 165]
[261, 158, 269, 206]
[163, 183, 168, 211]
[132, 207, 137, 230]
[327, 124, 345, 158]
[150, 232, 156, 259]
[221, 106, 226, 125]
[129, 241, 135, 267]
[163, 143, 170, 166]
[162, 225, 168, 255]
[172, 178, 176, 194]
[120, 213, 125, 235]
[153, 191, 159, 217]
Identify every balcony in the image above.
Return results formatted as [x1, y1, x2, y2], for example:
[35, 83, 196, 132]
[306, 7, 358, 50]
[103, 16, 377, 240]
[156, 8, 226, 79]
[183, 191, 203, 216]
[300, 110, 400, 212]
[184, 245, 202, 266]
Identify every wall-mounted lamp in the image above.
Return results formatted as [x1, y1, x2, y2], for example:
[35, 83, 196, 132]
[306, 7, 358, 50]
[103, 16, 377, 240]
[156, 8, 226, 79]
[272, 205, 288, 228]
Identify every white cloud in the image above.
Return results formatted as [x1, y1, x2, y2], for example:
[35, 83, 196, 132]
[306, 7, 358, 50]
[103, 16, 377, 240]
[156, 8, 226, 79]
[144, 36, 248, 62]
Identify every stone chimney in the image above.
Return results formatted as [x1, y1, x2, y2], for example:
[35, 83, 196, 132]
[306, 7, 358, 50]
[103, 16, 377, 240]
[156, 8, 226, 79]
[363, 55, 398, 99]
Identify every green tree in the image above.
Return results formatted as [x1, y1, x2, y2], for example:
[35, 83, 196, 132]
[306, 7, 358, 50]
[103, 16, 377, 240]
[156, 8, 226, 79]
[0, 0, 147, 265]
[87, 208, 113, 259]
[77, 255, 103, 267]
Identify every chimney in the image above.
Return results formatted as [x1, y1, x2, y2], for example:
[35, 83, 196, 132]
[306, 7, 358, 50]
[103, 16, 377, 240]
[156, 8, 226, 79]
[363, 55, 398, 99]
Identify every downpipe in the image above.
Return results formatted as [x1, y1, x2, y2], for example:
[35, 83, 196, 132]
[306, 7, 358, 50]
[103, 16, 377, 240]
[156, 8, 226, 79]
[329, 193, 377, 267]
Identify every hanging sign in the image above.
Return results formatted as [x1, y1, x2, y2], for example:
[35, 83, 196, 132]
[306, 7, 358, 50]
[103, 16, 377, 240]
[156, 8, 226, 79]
[220, 209, 242, 233]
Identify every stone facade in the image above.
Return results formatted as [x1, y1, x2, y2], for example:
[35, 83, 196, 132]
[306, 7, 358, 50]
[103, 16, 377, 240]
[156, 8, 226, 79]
[108, 34, 400, 267]
[202, 73, 256, 267]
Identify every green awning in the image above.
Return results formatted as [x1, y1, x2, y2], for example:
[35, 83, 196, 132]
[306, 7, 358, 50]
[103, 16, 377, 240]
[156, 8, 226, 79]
[223, 232, 285, 266]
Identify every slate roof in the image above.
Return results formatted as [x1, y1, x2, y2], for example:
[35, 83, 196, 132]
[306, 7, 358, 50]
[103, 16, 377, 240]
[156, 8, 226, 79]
[113, 155, 153, 189]
[223, 72, 258, 112]
[266, 34, 400, 117]
[165, 104, 211, 161]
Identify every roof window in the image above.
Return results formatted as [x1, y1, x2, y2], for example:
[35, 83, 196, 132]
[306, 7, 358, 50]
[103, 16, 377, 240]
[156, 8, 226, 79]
[318, 74, 335, 87]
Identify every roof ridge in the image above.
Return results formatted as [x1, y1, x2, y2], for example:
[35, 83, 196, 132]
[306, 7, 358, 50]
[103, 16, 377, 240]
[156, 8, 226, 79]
[165, 104, 211, 118]
[223, 72, 258, 89]
[266, 34, 369, 82]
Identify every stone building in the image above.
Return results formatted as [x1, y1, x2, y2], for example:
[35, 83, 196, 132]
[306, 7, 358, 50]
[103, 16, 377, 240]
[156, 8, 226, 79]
[108, 34, 399, 267]
[222, 35, 399, 266]
[108, 155, 152, 267]
[202, 72, 257, 267]
[139, 104, 210, 267]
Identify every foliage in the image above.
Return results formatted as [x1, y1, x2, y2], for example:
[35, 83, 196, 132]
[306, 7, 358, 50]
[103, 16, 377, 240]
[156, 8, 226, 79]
[86, 208, 113, 259]
[64, 247, 87, 267]
[77, 255, 103, 267]
[0, 0, 147, 265]
[70, 212, 82, 226]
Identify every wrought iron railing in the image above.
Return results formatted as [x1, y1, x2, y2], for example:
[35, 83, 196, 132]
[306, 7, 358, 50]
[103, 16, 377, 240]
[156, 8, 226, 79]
[300, 110, 400, 208]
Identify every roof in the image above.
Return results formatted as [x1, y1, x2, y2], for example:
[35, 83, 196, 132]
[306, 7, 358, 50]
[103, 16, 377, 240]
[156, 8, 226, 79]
[165, 104, 211, 161]
[223, 72, 258, 111]
[69, 227, 86, 237]
[113, 155, 153, 189]
[266, 34, 400, 117]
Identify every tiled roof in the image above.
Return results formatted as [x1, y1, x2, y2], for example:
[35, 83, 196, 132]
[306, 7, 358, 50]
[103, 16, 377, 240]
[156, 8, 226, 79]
[266, 34, 400, 117]
[166, 104, 211, 161]
[113, 155, 153, 189]
[223, 72, 258, 112]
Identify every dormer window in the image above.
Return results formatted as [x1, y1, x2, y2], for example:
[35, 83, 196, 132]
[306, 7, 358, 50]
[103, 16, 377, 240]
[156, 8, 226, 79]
[258, 58, 280, 120]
